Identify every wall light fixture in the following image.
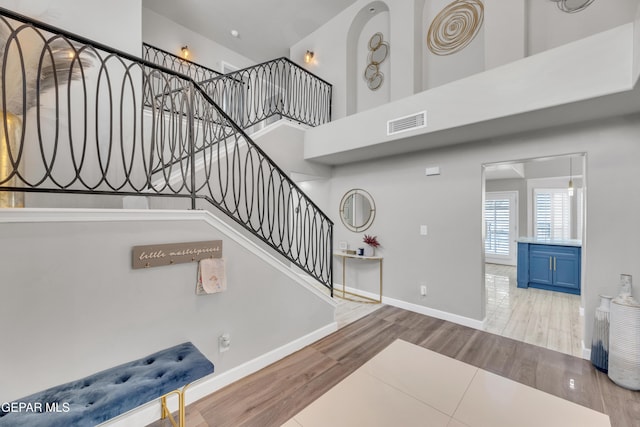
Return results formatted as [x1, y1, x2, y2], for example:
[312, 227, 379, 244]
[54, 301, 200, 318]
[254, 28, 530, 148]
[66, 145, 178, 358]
[304, 50, 314, 64]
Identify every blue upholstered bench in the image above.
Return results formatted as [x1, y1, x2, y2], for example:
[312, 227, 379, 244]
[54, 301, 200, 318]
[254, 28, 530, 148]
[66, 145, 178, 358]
[0, 342, 214, 427]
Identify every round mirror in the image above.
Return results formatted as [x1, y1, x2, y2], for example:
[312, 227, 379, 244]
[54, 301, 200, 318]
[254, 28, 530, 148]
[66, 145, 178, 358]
[340, 189, 376, 232]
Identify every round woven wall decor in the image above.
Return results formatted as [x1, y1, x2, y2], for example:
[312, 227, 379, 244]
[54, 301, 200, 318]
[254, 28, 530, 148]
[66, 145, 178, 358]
[427, 0, 484, 56]
[552, 0, 596, 14]
[364, 32, 389, 91]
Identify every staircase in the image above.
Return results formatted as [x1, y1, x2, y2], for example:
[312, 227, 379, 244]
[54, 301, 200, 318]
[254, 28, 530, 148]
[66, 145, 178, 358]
[0, 7, 333, 291]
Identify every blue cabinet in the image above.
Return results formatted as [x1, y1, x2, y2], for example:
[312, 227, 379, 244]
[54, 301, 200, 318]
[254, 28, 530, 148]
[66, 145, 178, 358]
[517, 242, 581, 295]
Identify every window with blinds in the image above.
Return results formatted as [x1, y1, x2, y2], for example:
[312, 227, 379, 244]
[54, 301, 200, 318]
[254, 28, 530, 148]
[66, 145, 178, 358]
[485, 198, 511, 256]
[534, 189, 570, 240]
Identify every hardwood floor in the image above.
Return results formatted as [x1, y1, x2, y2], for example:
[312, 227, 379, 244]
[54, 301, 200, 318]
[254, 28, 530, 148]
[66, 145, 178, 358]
[149, 306, 639, 427]
[484, 263, 583, 357]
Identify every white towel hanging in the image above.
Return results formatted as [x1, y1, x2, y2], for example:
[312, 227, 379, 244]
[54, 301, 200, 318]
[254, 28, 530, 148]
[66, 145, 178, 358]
[196, 258, 227, 295]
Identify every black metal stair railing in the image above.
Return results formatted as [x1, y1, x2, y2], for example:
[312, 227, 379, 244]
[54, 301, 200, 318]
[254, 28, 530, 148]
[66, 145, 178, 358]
[142, 43, 222, 84]
[143, 43, 332, 131]
[0, 7, 333, 292]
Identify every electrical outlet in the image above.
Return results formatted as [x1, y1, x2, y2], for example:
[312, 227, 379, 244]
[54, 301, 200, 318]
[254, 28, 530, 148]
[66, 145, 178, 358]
[218, 333, 231, 353]
[420, 284, 427, 296]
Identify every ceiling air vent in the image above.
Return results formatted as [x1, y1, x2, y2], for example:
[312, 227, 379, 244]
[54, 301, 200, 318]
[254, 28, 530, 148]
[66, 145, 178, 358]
[387, 111, 427, 136]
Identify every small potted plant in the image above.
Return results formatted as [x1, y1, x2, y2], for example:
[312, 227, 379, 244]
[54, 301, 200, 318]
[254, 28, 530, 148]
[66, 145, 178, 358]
[362, 234, 380, 257]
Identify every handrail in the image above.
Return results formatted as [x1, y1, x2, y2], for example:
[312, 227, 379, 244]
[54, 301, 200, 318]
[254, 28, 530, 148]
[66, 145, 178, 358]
[0, 7, 333, 292]
[198, 57, 332, 129]
[204, 55, 333, 87]
[142, 43, 222, 86]
[142, 44, 332, 131]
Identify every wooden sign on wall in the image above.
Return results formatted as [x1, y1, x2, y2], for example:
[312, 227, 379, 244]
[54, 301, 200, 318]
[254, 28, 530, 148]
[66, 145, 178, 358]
[132, 240, 222, 269]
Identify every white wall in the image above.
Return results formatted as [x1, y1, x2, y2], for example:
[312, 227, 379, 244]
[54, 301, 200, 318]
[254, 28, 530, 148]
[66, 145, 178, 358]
[329, 114, 640, 348]
[251, 122, 331, 181]
[291, 0, 638, 121]
[422, 0, 485, 90]
[357, 11, 391, 113]
[305, 24, 634, 163]
[387, 0, 423, 101]
[527, 0, 639, 56]
[291, 0, 424, 120]
[142, 7, 253, 73]
[0, 0, 142, 55]
[634, 0, 640, 84]
[0, 210, 335, 403]
[484, 0, 525, 69]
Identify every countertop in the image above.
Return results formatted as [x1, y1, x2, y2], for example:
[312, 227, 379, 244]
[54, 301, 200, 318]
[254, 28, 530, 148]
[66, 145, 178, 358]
[517, 237, 582, 247]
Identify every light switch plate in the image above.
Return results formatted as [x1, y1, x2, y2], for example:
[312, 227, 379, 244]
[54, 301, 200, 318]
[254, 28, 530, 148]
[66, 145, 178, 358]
[420, 225, 428, 235]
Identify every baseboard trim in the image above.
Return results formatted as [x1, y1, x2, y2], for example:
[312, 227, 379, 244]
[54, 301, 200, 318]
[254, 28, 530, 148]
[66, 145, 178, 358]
[582, 340, 591, 361]
[100, 322, 338, 427]
[341, 285, 484, 330]
[186, 322, 338, 402]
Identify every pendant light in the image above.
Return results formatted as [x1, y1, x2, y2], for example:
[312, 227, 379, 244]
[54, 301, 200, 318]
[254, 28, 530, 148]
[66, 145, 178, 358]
[568, 157, 574, 197]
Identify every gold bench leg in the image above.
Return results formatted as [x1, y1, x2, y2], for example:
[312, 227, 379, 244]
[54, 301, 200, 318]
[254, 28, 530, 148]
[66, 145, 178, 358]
[161, 383, 192, 427]
[160, 390, 181, 427]
[180, 383, 194, 427]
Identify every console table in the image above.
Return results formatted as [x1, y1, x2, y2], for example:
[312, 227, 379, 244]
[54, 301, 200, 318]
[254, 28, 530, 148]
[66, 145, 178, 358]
[333, 252, 383, 303]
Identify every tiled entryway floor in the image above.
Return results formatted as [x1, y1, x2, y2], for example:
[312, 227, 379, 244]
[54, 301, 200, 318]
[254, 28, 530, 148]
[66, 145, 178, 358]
[282, 339, 610, 427]
[484, 263, 582, 357]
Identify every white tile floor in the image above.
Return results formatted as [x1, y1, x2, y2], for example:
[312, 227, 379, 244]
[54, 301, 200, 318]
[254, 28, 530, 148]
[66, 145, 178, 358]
[334, 295, 382, 329]
[484, 263, 583, 357]
[307, 275, 382, 329]
[282, 339, 611, 427]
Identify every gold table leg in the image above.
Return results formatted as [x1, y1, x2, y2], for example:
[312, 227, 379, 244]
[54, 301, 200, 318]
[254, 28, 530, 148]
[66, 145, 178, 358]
[334, 255, 383, 304]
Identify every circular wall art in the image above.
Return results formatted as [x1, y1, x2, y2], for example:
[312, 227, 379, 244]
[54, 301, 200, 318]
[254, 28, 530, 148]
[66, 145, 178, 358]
[427, 0, 484, 56]
[364, 32, 389, 91]
[551, 0, 596, 14]
[369, 32, 383, 50]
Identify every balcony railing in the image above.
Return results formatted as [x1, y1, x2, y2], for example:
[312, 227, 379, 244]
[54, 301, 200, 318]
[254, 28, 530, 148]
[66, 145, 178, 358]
[200, 57, 332, 130]
[143, 43, 332, 131]
[143, 43, 222, 83]
[0, 7, 333, 291]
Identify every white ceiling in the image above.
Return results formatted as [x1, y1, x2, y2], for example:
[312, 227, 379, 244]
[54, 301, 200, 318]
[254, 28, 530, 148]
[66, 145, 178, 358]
[141, 0, 359, 63]
[485, 164, 525, 181]
[485, 156, 585, 181]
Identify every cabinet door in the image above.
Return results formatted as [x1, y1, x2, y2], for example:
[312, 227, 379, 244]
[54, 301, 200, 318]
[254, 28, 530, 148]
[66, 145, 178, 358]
[516, 242, 529, 288]
[529, 249, 554, 285]
[553, 250, 581, 291]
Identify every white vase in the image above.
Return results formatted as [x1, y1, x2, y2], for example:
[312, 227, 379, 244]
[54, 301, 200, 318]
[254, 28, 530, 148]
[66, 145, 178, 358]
[363, 245, 375, 257]
[608, 274, 640, 390]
